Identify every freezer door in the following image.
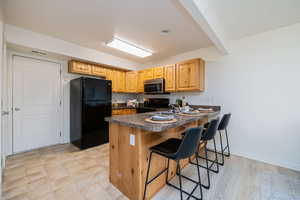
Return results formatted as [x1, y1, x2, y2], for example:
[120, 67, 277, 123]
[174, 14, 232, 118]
[83, 78, 112, 102]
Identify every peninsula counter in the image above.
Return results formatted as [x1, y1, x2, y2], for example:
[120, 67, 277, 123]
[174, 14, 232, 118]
[105, 108, 220, 200]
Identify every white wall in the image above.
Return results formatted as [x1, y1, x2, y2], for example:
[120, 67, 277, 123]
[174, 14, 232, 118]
[5, 24, 140, 70]
[143, 23, 300, 171]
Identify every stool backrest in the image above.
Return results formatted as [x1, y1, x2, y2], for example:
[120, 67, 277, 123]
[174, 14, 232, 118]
[218, 113, 231, 130]
[174, 127, 203, 160]
[201, 118, 220, 141]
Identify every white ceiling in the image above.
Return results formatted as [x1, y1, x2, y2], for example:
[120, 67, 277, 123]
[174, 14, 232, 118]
[3, 0, 213, 63]
[3, 0, 300, 63]
[201, 0, 300, 40]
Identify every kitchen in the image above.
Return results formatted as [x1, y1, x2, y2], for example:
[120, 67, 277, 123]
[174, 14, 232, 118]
[1, 1, 300, 200]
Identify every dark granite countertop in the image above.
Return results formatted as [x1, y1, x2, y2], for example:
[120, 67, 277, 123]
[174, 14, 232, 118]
[105, 106, 220, 132]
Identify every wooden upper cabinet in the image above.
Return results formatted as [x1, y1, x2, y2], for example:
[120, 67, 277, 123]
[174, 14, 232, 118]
[176, 59, 205, 91]
[153, 66, 164, 79]
[137, 70, 145, 93]
[68, 58, 205, 93]
[114, 71, 125, 93]
[69, 60, 92, 75]
[125, 71, 138, 93]
[164, 64, 176, 92]
[91, 65, 106, 77]
[143, 68, 154, 80]
[119, 71, 126, 92]
[105, 69, 125, 92]
[106, 69, 117, 92]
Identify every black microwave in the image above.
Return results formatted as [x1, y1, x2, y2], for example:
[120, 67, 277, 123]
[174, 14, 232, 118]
[144, 78, 166, 94]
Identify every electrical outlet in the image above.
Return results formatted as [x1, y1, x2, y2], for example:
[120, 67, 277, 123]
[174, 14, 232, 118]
[130, 134, 135, 146]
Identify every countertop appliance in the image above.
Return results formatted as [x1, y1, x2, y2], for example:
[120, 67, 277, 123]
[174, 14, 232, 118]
[137, 98, 170, 113]
[70, 77, 112, 150]
[144, 78, 168, 94]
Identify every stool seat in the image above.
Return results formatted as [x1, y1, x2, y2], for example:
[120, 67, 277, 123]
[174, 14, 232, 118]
[143, 127, 204, 200]
[150, 138, 181, 159]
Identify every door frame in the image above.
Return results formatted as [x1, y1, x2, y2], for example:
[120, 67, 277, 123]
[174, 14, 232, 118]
[6, 51, 65, 155]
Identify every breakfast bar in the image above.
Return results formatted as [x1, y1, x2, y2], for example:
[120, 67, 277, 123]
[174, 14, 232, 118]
[105, 107, 220, 200]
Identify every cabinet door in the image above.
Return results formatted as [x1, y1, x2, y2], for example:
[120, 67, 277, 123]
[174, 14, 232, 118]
[176, 59, 205, 91]
[153, 67, 164, 79]
[106, 69, 117, 92]
[91, 65, 106, 77]
[112, 109, 120, 116]
[164, 65, 176, 92]
[143, 68, 154, 80]
[137, 70, 145, 93]
[69, 61, 92, 75]
[126, 71, 138, 93]
[176, 63, 190, 90]
[114, 71, 126, 92]
[119, 71, 126, 92]
[115, 71, 121, 92]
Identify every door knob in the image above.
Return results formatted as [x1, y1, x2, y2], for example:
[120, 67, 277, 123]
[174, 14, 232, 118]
[15, 108, 21, 111]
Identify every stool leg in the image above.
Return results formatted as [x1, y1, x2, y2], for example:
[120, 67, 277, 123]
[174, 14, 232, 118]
[204, 145, 210, 189]
[213, 137, 219, 173]
[177, 160, 183, 200]
[195, 152, 203, 199]
[219, 130, 225, 166]
[224, 128, 231, 157]
[165, 158, 170, 184]
[143, 152, 153, 200]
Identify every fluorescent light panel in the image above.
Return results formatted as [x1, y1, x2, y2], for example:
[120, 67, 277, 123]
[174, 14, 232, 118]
[106, 38, 152, 58]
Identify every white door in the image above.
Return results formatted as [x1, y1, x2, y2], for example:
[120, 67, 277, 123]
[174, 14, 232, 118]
[13, 56, 61, 153]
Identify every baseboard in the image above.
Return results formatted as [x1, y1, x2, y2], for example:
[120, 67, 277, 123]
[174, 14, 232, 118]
[232, 151, 300, 172]
[205, 143, 300, 172]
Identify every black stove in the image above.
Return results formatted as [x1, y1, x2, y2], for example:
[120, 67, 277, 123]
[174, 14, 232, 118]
[137, 98, 170, 113]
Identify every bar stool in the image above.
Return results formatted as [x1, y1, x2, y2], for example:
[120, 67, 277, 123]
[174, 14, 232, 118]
[207, 113, 231, 166]
[188, 118, 220, 190]
[143, 127, 204, 200]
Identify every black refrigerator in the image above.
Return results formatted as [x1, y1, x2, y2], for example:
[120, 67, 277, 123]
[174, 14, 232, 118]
[70, 77, 112, 150]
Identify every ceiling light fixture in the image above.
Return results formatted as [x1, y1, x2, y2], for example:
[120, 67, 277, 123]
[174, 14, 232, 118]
[106, 37, 152, 58]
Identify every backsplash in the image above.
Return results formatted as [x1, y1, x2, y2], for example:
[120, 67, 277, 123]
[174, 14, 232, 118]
[112, 92, 215, 106]
[138, 93, 215, 105]
[112, 93, 138, 103]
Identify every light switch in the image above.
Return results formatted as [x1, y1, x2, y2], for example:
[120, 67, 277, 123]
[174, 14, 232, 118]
[130, 134, 135, 146]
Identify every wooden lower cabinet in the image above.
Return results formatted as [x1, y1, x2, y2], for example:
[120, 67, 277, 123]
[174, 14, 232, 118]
[176, 58, 205, 91]
[112, 109, 137, 116]
[164, 64, 176, 92]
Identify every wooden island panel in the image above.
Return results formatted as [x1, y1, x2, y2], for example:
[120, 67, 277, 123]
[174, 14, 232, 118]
[109, 117, 209, 200]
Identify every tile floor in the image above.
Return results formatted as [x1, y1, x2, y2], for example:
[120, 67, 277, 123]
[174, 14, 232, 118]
[2, 144, 126, 200]
[2, 143, 300, 200]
